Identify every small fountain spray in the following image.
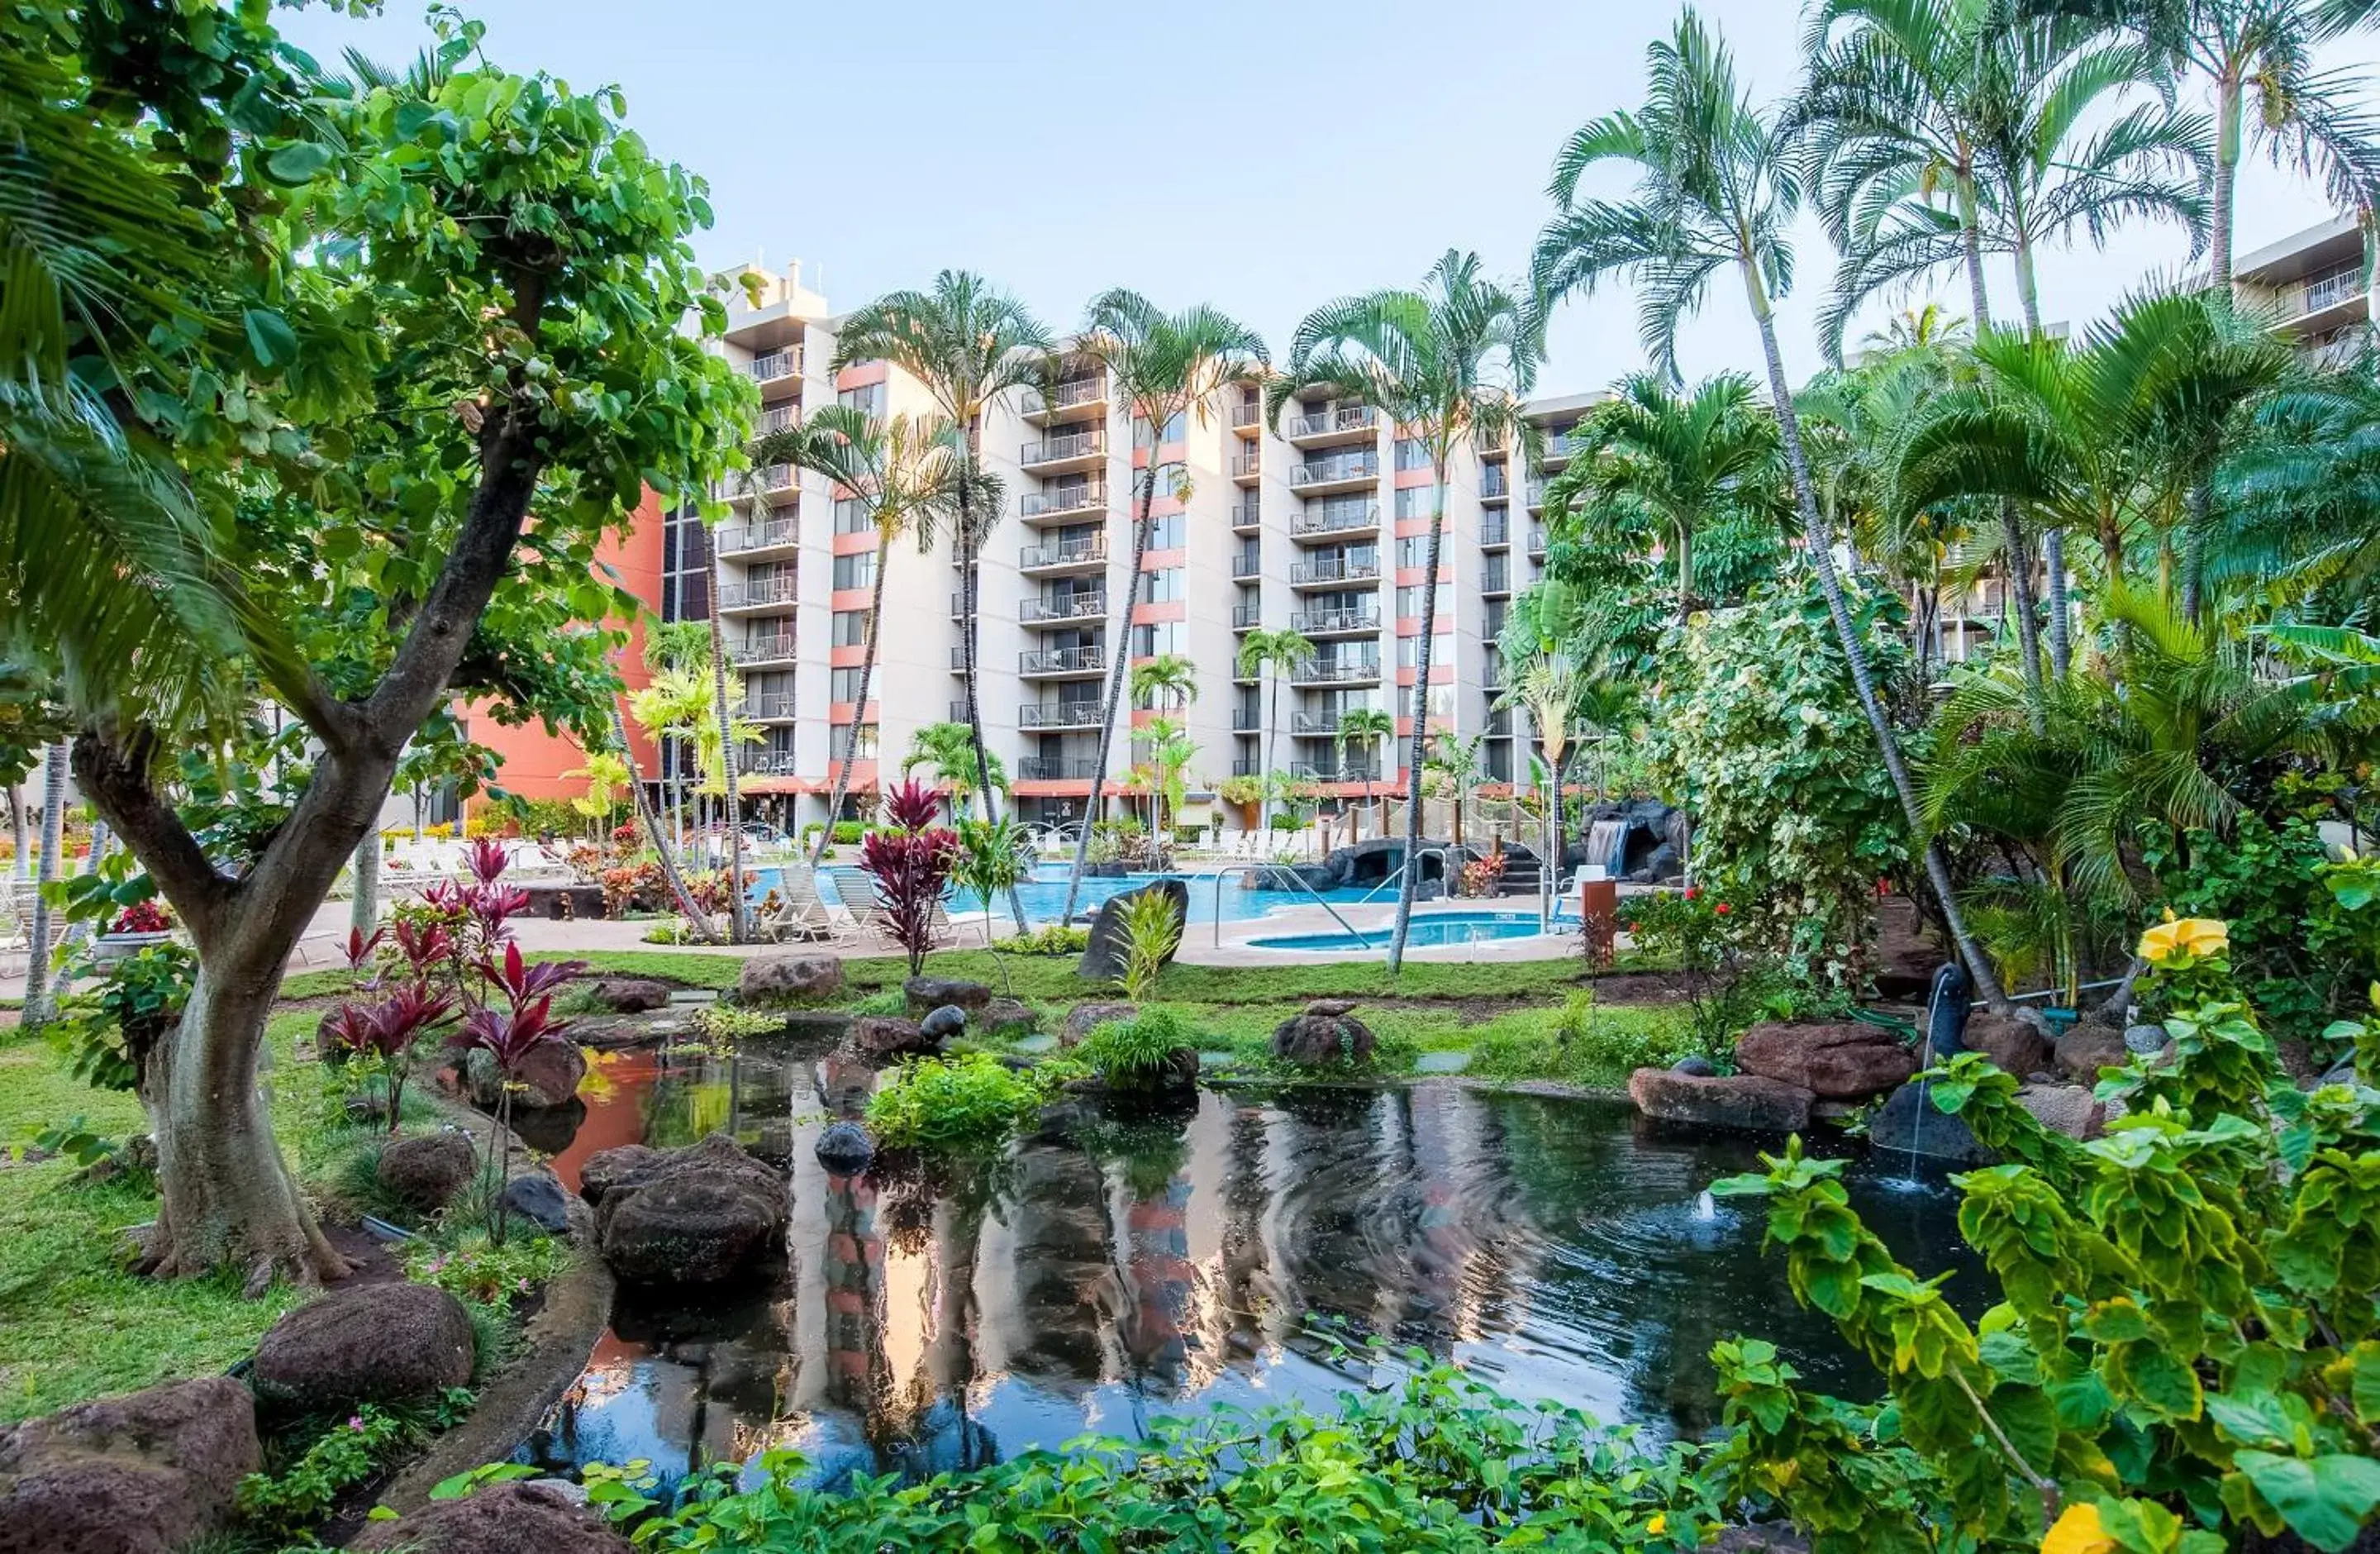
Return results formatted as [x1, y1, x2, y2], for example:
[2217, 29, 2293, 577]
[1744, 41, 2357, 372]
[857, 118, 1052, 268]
[1903, 961, 1973, 1181]
[1692, 1189, 1716, 1223]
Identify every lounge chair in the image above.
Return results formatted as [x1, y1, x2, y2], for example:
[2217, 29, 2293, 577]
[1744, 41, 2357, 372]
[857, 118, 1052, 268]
[759, 865, 858, 945]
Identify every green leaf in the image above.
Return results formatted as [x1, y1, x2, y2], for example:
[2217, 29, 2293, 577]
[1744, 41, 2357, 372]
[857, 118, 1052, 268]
[264, 141, 334, 183]
[2235, 1452, 2380, 1553]
[242, 308, 298, 369]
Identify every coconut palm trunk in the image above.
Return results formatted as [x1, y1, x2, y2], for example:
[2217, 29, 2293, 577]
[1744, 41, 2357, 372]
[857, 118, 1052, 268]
[1062, 468, 1159, 923]
[2007, 239, 2073, 677]
[21, 745, 64, 1025]
[812, 530, 893, 870]
[1742, 260, 2009, 1009]
[1955, 202, 2048, 717]
[614, 705, 718, 940]
[1387, 465, 1450, 972]
[954, 484, 1030, 937]
[704, 561, 748, 941]
[8, 784, 25, 880]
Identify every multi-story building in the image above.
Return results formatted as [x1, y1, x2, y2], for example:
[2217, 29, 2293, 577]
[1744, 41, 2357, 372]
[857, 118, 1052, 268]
[2234, 214, 2371, 369]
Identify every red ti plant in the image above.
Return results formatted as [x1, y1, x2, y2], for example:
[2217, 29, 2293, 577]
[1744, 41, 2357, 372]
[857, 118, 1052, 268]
[858, 779, 959, 978]
[450, 941, 585, 1242]
[322, 984, 458, 1134]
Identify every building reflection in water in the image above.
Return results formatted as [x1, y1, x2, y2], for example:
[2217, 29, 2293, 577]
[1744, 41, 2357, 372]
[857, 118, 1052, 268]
[526, 1046, 1985, 1487]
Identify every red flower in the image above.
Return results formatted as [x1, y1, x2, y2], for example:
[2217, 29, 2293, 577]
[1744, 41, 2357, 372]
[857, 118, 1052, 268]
[1714, 902, 1732, 916]
[1683, 886, 1700, 901]
[110, 900, 173, 934]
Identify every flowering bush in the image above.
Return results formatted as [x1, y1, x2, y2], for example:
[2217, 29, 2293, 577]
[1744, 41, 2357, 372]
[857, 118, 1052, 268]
[406, 1230, 572, 1313]
[107, 899, 172, 934]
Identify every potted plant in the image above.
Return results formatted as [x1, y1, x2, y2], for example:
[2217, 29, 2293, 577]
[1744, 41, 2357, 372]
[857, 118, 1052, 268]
[93, 899, 174, 963]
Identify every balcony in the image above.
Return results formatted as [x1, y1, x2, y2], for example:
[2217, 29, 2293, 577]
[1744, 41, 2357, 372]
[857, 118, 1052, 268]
[1290, 711, 1341, 736]
[745, 347, 802, 386]
[1231, 603, 1260, 630]
[1020, 374, 1108, 422]
[1526, 526, 1548, 558]
[1289, 556, 1381, 588]
[743, 693, 797, 721]
[1479, 515, 1510, 548]
[2281, 262, 2367, 324]
[726, 463, 798, 503]
[1020, 483, 1108, 522]
[1230, 399, 1264, 432]
[1292, 657, 1382, 686]
[1290, 502, 1380, 540]
[1230, 757, 1259, 776]
[1230, 450, 1263, 484]
[1018, 757, 1102, 781]
[1288, 450, 1380, 492]
[744, 749, 802, 776]
[1019, 535, 1109, 574]
[756, 404, 800, 436]
[1483, 565, 1511, 597]
[730, 633, 797, 667]
[1019, 703, 1102, 730]
[1485, 709, 1513, 736]
[1018, 427, 1107, 471]
[1230, 499, 1262, 532]
[1230, 548, 1261, 580]
[1294, 761, 1382, 784]
[1021, 592, 1107, 624]
[1285, 404, 1379, 446]
[1481, 465, 1510, 500]
[1524, 479, 1546, 508]
[718, 576, 799, 612]
[949, 589, 978, 620]
[1021, 646, 1105, 678]
[1540, 428, 1588, 465]
[717, 516, 800, 556]
[1231, 708, 1259, 732]
[1290, 607, 1380, 637]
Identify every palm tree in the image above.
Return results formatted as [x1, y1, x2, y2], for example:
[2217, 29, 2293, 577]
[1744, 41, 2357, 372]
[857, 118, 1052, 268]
[753, 405, 978, 868]
[1421, 731, 1488, 858]
[1130, 654, 1202, 839]
[629, 665, 710, 848]
[611, 704, 717, 940]
[1059, 292, 1267, 923]
[1497, 655, 1585, 929]
[1554, 372, 1784, 622]
[1531, 8, 2011, 1007]
[1235, 628, 1316, 837]
[19, 744, 64, 1026]
[1276, 250, 1539, 971]
[902, 721, 1009, 814]
[1334, 705, 1397, 838]
[1859, 303, 1971, 355]
[832, 273, 1050, 932]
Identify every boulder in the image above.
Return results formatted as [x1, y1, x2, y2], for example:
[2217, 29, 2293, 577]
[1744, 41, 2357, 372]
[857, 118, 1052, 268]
[902, 975, 992, 1014]
[1270, 1002, 1377, 1066]
[1077, 879, 1190, 983]
[376, 1130, 478, 1212]
[1061, 1002, 1138, 1047]
[740, 955, 843, 1003]
[1734, 1022, 1916, 1100]
[587, 978, 670, 1013]
[1959, 1008, 2055, 1076]
[350, 1480, 631, 1554]
[850, 1016, 936, 1059]
[250, 1283, 475, 1412]
[1866, 1080, 1992, 1165]
[983, 996, 1037, 1033]
[1627, 1069, 1814, 1133]
[2013, 1084, 2105, 1141]
[815, 1121, 875, 1177]
[506, 1097, 585, 1156]
[1708, 1527, 1813, 1553]
[2054, 1022, 2132, 1081]
[919, 1004, 969, 1042]
[501, 1170, 574, 1235]
[593, 1132, 788, 1286]
[2124, 1022, 2170, 1056]
[464, 1041, 586, 1111]
[0, 1376, 259, 1554]
[1672, 1055, 1717, 1076]
[576, 1144, 664, 1205]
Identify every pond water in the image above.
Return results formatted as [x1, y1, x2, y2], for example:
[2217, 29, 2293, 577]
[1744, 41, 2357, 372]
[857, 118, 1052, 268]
[525, 1037, 1980, 1491]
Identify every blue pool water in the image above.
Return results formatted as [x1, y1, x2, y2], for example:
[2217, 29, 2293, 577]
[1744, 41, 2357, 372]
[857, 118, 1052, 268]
[1248, 912, 1554, 952]
[751, 864, 1381, 928]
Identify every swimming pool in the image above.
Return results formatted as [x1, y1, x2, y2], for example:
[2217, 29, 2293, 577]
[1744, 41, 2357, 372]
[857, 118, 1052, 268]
[1245, 911, 1554, 952]
[751, 864, 1382, 928]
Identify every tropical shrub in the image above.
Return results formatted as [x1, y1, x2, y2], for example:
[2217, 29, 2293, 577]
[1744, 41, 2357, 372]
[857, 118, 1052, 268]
[405, 1231, 573, 1316]
[858, 779, 959, 977]
[864, 1052, 1043, 1151]
[1113, 887, 1183, 1001]
[57, 939, 195, 1090]
[237, 1406, 415, 1537]
[995, 924, 1091, 956]
[1077, 1006, 1195, 1084]
[831, 819, 869, 846]
[1647, 577, 1908, 991]
[1712, 913, 2380, 1553]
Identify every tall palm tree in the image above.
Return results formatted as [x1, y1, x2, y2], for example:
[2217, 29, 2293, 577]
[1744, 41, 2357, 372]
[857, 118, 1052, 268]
[832, 273, 1051, 932]
[1276, 250, 1540, 971]
[629, 665, 710, 847]
[1531, 7, 2011, 1007]
[1334, 705, 1397, 838]
[1130, 651, 1200, 717]
[1859, 303, 1972, 355]
[1554, 372, 1785, 622]
[902, 721, 1009, 815]
[753, 405, 978, 868]
[611, 704, 717, 940]
[1235, 628, 1316, 837]
[1059, 292, 1267, 923]
[1497, 655, 1585, 929]
[19, 744, 64, 1026]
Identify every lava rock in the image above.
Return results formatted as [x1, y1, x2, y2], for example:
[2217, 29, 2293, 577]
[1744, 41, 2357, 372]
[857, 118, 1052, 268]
[1959, 1008, 2055, 1075]
[1707, 1526, 1814, 1553]
[815, 1121, 875, 1177]
[350, 1480, 631, 1554]
[740, 955, 843, 1003]
[2013, 1083, 2106, 1140]
[1672, 1055, 1718, 1076]
[1076, 879, 1190, 983]
[2054, 1022, 2133, 1081]
[250, 1283, 475, 1412]
[1866, 1080, 1992, 1165]
[1270, 1001, 1377, 1066]
[375, 1130, 478, 1212]
[501, 1170, 574, 1235]
[902, 975, 992, 1014]
[464, 1041, 586, 1111]
[506, 1097, 586, 1156]
[0, 1376, 260, 1554]
[588, 978, 671, 1013]
[919, 1004, 969, 1041]
[576, 1144, 664, 1205]
[1061, 1002, 1138, 1047]
[593, 1132, 788, 1286]
[850, 1015, 937, 1059]
[1734, 1021, 1916, 1099]
[2124, 1022, 2170, 1056]
[983, 996, 1038, 1033]
[1627, 1068, 1814, 1133]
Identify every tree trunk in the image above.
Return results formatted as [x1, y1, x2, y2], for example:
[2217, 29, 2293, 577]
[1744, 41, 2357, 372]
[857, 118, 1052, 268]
[21, 746, 64, 1025]
[614, 706, 717, 939]
[1388, 467, 1449, 973]
[2211, 73, 2241, 295]
[1742, 264, 2011, 1012]
[1676, 520, 1693, 622]
[2011, 235, 2072, 679]
[1063, 465, 1159, 922]
[1957, 199, 2047, 720]
[704, 561, 748, 943]
[954, 468, 1029, 936]
[2180, 482, 2211, 621]
[812, 532, 892, 868]
[8, 784, 25, 880]
[350, 833, 378, 937]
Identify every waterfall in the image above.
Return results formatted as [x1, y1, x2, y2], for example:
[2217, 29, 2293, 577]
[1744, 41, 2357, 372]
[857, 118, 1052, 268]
[1585, 819, 1628, 877]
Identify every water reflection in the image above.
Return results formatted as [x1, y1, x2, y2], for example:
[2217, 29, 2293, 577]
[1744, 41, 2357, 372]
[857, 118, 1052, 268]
[524, 1042, 1983, 1487]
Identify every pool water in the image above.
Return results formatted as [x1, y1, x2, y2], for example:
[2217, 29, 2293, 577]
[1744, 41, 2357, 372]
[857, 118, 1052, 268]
[756, 863, 1383, 928]
[1249, 911, 1552, 952]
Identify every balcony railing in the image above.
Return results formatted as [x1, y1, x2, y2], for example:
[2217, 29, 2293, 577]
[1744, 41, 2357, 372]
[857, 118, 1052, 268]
[2294, 263, 2365, 317]
[1019, 536, 1109, 569]
[1483, 565, 1511, 594]
[1022, 593, 1106, 622]
[1524, 479, 1546, 508]
[1481, 466, 1509, 498]
[757, 404, 800, 436]
[1230, 400, 1262, 429]
[1485, 710, 1513, 736]
[1230, 548, 1262, 579]
[743, 694, 797, 720]
[1230, 451, 1262, 478]
[1543, 429, 1588, 460]
[1019, 703, 1102, 730]
[1288, 405, 1379, 438]
[1291, 608, 1380, 636]
[1021, 646, 1104, 675]
[1018, 757, 1102, 781]
[1230, 499, 1262, 530]
[1232, 603, 1260, 628]
[1291, 503, 1380, 537]
[1291, 711, 1341, 736]
[1294, 761, 1382, 784]
[731, 634, 797, 664]
[717, 516, 799, 554]
[1230, 758, 1259, 776]
[1527, 527, 1548, 557]
[1479, 516, 1510, 546]
[1020, 428, 1106, 464]
[1231, 708, 1259, 732]
[1021, 484, 1108, 519]
[1290, 557, 1381, 585]
[718, 576, 798, 609]
[1292, 657, 1382, 684]
[1289, 450, 1380, 487]
[1021, 376, 1106, 415]
[949, 590, 978, 619]
[744, 749, 802, 775]
[745, 348, 802, 384]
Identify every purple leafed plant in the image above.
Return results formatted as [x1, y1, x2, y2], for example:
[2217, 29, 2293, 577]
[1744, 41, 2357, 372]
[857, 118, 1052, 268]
[449, 993, 576, 1244]
[859, 779, 959, 978]
[322, 982, 457, 1133]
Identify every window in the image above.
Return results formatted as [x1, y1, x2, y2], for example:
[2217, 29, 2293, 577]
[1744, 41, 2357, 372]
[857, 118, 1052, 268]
[1139, 460, 1188, 503]
[831, 609, 871, 648]
[835, 498, 870, 534]
[1145, 513, 1183, 550]
[661, 504, 709, 622]
[1132, 410, 1188, 448]
[837, 381, 886, 417]
[1133, 622, 1187, 657]
[1426, 685, 1454, 719]
[1397, 535, 1442, 570]
[1396, 584, 1454, 621]
[831, 667, 868, 703]
[831, 551, 875, 590]
[1395, 436, 1430, 470]
[1144, 566, 1185, 603]
[1394, 485, 1435, 520]
[851, 725, 879, 760]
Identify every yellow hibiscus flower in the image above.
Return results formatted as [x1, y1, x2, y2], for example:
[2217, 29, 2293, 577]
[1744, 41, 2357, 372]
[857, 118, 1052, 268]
[2138, 912, 2228, 966]
[2041, 1503, 2116, 1554]
[1646, 1513, 1667, 1537]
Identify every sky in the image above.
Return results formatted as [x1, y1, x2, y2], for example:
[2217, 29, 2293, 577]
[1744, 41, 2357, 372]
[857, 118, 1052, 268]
[279, 0, 2364, 397]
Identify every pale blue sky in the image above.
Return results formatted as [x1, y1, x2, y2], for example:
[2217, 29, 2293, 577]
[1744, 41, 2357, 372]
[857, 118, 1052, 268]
[283, 0, 2359, 393]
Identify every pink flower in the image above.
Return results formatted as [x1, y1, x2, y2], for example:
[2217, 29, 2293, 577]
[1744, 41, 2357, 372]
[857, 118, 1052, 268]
[347, 1415, 364, 1431]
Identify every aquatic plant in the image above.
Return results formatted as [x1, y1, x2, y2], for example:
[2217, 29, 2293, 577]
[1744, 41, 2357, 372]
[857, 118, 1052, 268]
[864, 1052, 1043, 1151]
[1076, 1006, 1194, 1084]
[1113, 887, 1182, 1002]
